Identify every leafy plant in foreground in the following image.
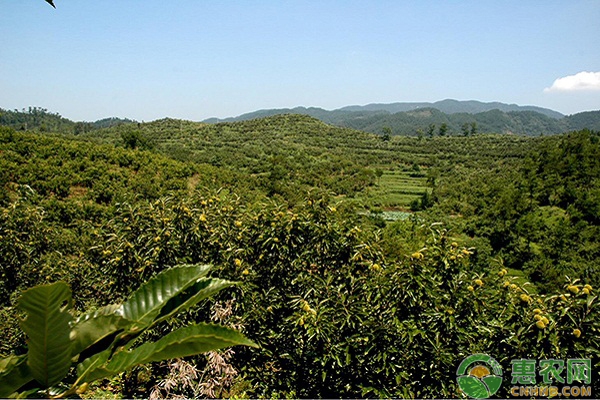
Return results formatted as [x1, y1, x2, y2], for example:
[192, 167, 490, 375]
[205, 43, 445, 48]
[0, 264, 257, 398]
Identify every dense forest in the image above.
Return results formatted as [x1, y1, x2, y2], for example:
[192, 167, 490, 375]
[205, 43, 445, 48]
[204, 101, 600, 137]
[0, 108, 598, 398]
[0, 107, 134, 135]
[7, 104, 600, 139]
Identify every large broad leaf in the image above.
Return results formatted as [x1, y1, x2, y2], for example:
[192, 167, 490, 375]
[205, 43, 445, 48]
[0, 355, 35, 398]
[78, 323, 257, 382]
[18, 282, 73, 388]
[153, 277, 234, 326]
[70, 304, 133, 357]
[120, 264, 212, 330]
[74, 267, 232, 362]
[75, 348, 112, 386]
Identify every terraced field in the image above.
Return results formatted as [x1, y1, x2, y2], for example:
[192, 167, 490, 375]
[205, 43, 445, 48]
[361, 168, 430, 210]
[77, 115, 534, 212]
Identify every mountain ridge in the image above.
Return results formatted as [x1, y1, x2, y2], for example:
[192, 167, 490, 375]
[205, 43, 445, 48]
[204, 99, 565, 123]
[202, 102, 600, 136]
[339, 99, 565, 119]
[2, 102, 599, 138]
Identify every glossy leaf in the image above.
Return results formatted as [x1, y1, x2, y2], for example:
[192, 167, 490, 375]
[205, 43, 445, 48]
[153, 277, 234, 326]
[18, 282, 73, 387]
[0, 355, 34, 398]
[78, 323, 257, 382]
[70, 304, 133, 357]
[75, 348, 112, 386]
[120, 264, 211, 329]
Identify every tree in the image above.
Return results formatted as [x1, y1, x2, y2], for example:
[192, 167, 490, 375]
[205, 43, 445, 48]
[438, 123, 448, 137]
[461, 123, 470, 136]
[411, 162, 421, 174]
[426, 124, 436, 138]
[121, 128, 152, 150]
[409, 190, 432, 211]
[381, 127, 392, 142]
[470, 122, 478, 136]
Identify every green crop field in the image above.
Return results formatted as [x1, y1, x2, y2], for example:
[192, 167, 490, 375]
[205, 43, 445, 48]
[356, 168, 430, 210]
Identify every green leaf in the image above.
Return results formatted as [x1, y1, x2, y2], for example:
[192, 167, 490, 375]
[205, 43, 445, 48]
[70, 304, 133, 357]
[153, 277, 234, 326]
[75, 348, 112, 385]
[18, 282, 73, 388]
[586, 295, 596, 309]
[79, 323, 257, 382]
[0, 355, 22, 374]
[0, 355, 35, 398]
[120, 264, 211, 329]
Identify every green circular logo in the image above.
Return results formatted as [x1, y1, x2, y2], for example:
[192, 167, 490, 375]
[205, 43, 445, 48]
[457, 354, 503, 399]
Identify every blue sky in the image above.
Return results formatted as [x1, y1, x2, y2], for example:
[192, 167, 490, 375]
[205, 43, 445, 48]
[1, 1, 599, 121]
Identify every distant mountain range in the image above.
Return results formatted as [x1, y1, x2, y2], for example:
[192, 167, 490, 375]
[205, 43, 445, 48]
[204, 99, 564, 122]
[203, 100, 599, 136]
[339, 99, 565, 119]
[2, 101, 599, 138]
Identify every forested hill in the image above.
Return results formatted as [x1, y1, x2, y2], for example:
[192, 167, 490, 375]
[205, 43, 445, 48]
[331, 108, 569, 136]
[204, 105, 600, 136]
[81, 115, 383, 199]
[0, 107, 134, 134]
[338, 99, 565, 118]
[83, 113, 534, 168]
[3, 104, 600, 137]
[563, 110, 600, 131]
[204, 99, 564, 122]
[70, 113, 539, 205]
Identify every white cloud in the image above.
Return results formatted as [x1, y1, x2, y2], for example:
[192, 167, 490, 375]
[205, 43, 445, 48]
[544, 71, 600, 92]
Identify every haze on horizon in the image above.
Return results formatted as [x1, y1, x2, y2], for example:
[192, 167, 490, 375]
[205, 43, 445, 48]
[1, 1, 599, 122]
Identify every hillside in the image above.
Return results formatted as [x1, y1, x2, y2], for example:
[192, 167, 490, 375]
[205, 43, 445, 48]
[339, 99, 565, 118]
[4, 104, 599, 139]
[0, 127, 258, 209]
[81, 115, 381, 200]
[85, 113, 535, 170]
[203, 103, 600, 136]
[0, 107, 134, 134]
[205, 99, 564, 122]
[80, 113, 543, 211]
[563, 110, 600, 130]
